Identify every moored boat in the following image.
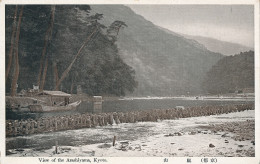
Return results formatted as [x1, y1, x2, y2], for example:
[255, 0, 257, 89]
[28, 100, 81, 112]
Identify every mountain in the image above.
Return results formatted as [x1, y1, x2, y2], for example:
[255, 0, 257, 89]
[91, 5, 223, 96]
[202, 51, 254, 94]
[6, 5, 225, 97]
[183, 34, 253, 56]
[157, 26, 208, 51]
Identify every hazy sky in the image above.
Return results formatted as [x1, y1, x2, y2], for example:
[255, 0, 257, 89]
[128, 5, 254, 48]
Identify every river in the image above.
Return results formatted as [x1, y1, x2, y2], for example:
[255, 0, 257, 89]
[6, 97, 254, 120]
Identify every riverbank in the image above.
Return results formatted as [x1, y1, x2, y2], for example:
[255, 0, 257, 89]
[6, 104, 253, 137]
[6, 110, 255, 157]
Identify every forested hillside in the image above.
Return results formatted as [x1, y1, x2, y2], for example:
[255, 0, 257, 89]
[6, 5, 234, 97]
[5, 5, 137, 96]
[91, 5, 223, 96]
[202, 51, 254, 94]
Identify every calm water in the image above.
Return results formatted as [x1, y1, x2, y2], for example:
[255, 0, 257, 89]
[7, 98, 254, 120]
[100, 98, 253, 113]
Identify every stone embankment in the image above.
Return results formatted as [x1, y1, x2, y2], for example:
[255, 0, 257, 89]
[6, 104, 254, 137]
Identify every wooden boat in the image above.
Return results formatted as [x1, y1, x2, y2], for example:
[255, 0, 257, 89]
[28, 100, 81, 112]
[7, 90, 82, 113]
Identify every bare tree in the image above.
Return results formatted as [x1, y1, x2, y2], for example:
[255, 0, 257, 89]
[11, 6, 24, 97]
[5, 5, 18, 83]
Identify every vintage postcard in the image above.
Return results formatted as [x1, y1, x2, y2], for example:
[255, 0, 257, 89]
[0, 0, 259, 164]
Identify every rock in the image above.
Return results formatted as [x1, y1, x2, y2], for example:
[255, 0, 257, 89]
[165, 133, 181, 137]
[251, 141, 255, 145]
[178, 148, 184, 151]
[225, 140, 229, 143]
[170, 153, 177, 156]
[174, 132, 182, 136]
[236, 150, 242, 153]
[82, 150, 95, 156]
[221, 133, 228, 137]
[120, 141, 129, 148]
[170, 143, 175, 145]
[61, 147, 71, 151]
[209, 144, 215, 148]
[164, 133, 172, 137]
[121, 147, 127, 151]
[120, 141, 129, 145]
[189, 131, 196, 135]
[201, 131, 208, 134]
[97, 143, 112, 148]
[135, 145, 142, 151]
[238, 145, 244, 148]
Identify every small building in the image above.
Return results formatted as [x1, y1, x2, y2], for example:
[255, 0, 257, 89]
[37, 90, 71, 106]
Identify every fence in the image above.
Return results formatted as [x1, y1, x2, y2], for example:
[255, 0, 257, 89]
[6, 103, 254, 137]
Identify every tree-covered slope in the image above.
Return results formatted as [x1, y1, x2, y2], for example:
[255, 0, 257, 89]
[202, 51, 254, 94]
[5, 5, 137, 96]
[91, 5, 223, 96]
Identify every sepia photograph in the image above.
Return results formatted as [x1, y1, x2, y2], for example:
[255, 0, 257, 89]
[1, 1, 259, 163]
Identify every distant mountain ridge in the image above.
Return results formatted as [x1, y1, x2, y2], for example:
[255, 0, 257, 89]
[159, 25, 253, 56]
[91, 5, 223, 96]
[183, 34, 253, 56]
[157, 26, 208, 51]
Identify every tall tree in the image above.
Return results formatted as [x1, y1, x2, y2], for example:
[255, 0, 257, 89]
[5, 5, 18, 83]
[38, 5, 56, 91]
[53, 61, 59, 87]
[55, 26, 98, 90]
[54, 12, 105, 90]
[39, 5, 56, 91]
[5, 5, 137, 96]
[11, 6, 24, 97]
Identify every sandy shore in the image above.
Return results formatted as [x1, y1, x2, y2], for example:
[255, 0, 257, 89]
[7, 110, 255, 157]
